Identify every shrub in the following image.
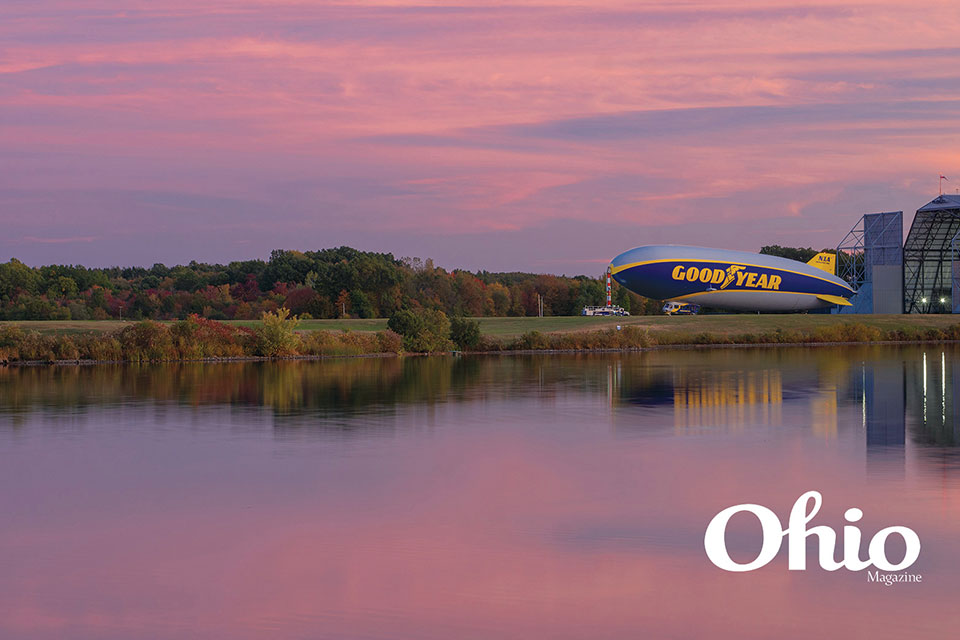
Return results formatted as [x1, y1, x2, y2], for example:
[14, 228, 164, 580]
[477, 335, 505, 351]
[297, 330, 337, 356]
[810, 323, 883, 344]
[255, 307, 300, 357]
[387, 309, 422, 337]
[118, 320, 174, 362]
[54, 336, 80, 360]
[79, 334, 122, 361]
[942, 324, 960, 340]
[297, 329, 402, 356]
[0, 324, 24, 361]
[450, 316, 481, 350]
[170, 314, 250, 358]
[388, 309, 452, 352]
[515, 331, 550, 350]
[619, 325, 653, 348]
[509, 326, 652, 351]
[376, 330, 403, 354]
[0, 325, 24, 349]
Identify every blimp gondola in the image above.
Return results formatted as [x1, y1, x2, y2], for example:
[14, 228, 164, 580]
[610, 245, 855, 312]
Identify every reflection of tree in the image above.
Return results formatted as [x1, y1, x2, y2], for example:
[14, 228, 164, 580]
[260, 361, 308, 413]
[5, 348, 960, 454]
[0, 355, 608, 430]
[0, 351, 862, 429]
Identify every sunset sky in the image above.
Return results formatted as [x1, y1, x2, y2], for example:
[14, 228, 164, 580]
[3, 0, 960, 274]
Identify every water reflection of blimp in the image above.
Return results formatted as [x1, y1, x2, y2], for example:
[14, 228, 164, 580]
[610, 245, 855, 312]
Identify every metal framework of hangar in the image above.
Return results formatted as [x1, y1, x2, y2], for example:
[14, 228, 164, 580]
[836, 194, 960, 314]
[837, 211, 903, 314]
[904, 194, 960, 313]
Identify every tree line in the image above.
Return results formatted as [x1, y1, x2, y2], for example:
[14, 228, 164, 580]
[0, 247, 660, 321]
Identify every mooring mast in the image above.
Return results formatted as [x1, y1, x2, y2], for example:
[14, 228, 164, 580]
[606, 266, 612, 307]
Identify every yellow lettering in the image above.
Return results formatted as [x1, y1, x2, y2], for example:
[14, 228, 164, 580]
[672, 265, 685, 280]
[699, 269, 713, 283]
[686, 267, 700, 282]
[736, 271, 749, 286]
[756, 274, 769, 289]
[769, 275, 782, 290]
[711, 269, 725, 284]
[745, 273, 758, 288]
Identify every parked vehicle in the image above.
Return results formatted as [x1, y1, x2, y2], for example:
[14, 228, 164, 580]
[662, 301, 700, 315]
[581, 305, 630, 317]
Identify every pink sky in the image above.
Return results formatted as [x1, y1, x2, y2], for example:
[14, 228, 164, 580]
[2, 0, 960, 274]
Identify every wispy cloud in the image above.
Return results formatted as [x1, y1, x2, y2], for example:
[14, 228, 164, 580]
[21, 235, 97, 244]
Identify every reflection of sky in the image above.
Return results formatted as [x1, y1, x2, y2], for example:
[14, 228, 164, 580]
[3, 2, 960, 272]
[2, 349, 960, 637]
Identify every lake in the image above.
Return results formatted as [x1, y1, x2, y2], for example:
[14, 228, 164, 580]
[1, 347, 959, 639]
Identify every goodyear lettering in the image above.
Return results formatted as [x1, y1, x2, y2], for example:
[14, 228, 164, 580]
[671, 265, 782, 291]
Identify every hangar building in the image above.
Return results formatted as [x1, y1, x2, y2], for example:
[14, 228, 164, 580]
[903, 195, 960, 313]
[838, 195, 960, 314]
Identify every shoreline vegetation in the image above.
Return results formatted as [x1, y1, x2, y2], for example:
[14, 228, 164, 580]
[4, 310, 960, 365]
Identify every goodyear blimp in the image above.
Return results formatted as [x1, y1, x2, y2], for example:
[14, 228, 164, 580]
[610, 245, 855, 312]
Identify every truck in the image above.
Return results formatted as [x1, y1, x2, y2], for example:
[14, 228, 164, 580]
[581, 305, 630, 317]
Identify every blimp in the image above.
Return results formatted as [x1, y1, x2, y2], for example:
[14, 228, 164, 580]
[610, 245, 855, 312]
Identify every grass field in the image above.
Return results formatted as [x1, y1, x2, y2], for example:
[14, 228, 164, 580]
[7, 314, 960, 340]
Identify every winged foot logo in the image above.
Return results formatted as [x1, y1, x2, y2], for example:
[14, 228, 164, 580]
[704, 491, 922, 582]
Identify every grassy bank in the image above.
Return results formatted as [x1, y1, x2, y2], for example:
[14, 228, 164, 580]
[11, 313, 960, 339]
[4, 313, 960, 365]
[0, 314, 403, 363]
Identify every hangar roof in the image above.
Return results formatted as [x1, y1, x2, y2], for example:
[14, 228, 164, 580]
[903, 197, 960, 313]
[918, 194, 960, 212]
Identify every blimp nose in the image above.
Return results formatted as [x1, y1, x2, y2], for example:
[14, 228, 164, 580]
[610, 245, 656, 272]
[610, 268, 627, 285]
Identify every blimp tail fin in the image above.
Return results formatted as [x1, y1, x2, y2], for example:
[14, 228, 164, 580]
[806, 252, 836, 274]
[817, 294, 852, 306]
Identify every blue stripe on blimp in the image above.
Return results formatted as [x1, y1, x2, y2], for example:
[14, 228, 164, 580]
[610, 260, 853, 302]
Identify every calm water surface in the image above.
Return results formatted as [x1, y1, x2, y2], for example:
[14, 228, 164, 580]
[2, 347, 960, 639]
